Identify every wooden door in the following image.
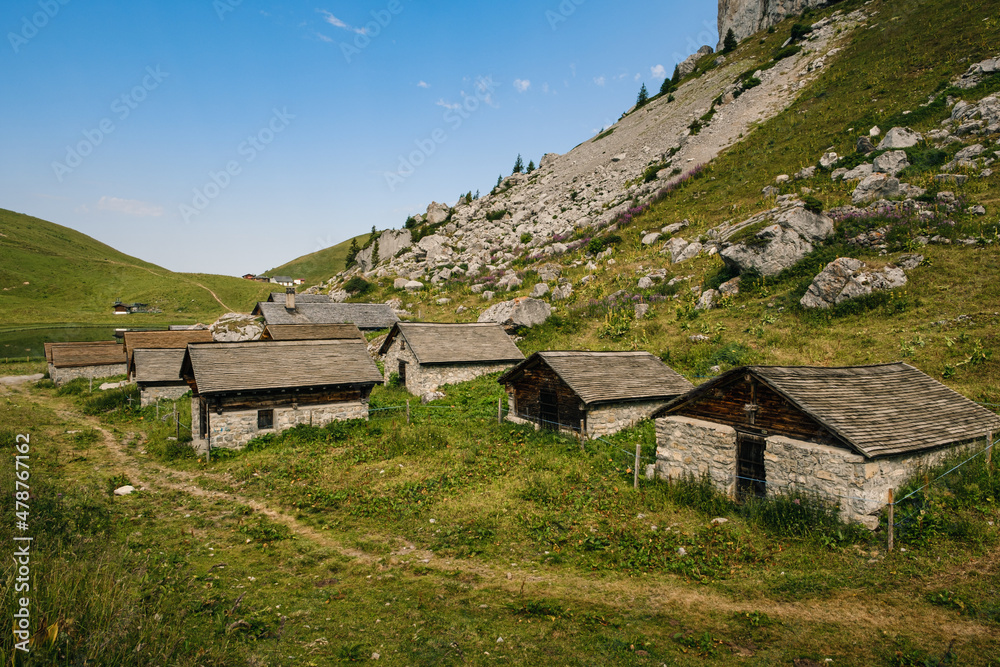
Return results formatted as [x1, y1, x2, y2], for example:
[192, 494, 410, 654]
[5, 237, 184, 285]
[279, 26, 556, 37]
[398, 360, 407, 387]
[539, 389, 558, 430]
[736, 431, 766, 501]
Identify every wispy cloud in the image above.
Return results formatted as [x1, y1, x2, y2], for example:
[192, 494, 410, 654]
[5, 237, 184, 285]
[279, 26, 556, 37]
[513, 78, 530, 93]
[593, 76, 606, 86]
[317, 9, 366, 34]
[417, 80, 430, 89]
[651, 64, 666, 79]
[316, 32, 333, 43]
[97, 196, 164, 217]
[436, 99, 461, 111]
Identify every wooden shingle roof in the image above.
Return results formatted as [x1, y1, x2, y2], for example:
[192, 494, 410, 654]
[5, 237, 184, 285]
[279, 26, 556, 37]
[131, 348, 187, 383]
[261, 323, 365, 342]
[181, 339, 383, 395]
[499, 351, 694, 406]
[123, 330, 214, 364]
[377, 322, 525, 365]
[251, 302, 399, 330]
[266, 292, 332, 303]
[45, 340, 119, 363]
[49, 342, 127, 369]
[661, 363, 1000, 458]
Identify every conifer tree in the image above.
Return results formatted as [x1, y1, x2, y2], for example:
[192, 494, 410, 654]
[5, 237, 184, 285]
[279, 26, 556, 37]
[513, 154, 524, 174]
[526, 160, 535, 173]
[671, 64, 680, 85]
[723, 28, 737, 53]
[659, 78, 672, 96]
[636, 83, 649, 108]
[345, 238, 360, 269]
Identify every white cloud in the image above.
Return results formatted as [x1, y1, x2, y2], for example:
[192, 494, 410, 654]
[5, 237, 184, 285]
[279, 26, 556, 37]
[316, 32, 333, 43]
[651, 64, 666, 79]
[513, 79, 531, 93]
[435, 99, 461, 111]
[593, 76, 605, 86]
[318, 10, 366, 34]
[417, 80, 430, 89]
[634, 73, 641, 82]
[97, 196, 164, 217]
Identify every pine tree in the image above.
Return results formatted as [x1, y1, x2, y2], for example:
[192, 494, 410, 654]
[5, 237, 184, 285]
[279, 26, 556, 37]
[636, 83, 649, 108]
[671, 64, 680, 85]
[723, 28, 737, 53]
[370, 237, 380, 266]
[659, 78, 672, 96]
[526, 160, 536, 173]
[513, 154, 524, 174]
[345, 238, 360, 269]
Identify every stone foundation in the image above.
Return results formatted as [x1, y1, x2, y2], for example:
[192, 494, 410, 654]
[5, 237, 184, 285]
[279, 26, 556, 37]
[587, 400, 670, 438]
[382, 341, 514, 396]
[655, 415, 988, 528]
[50, 364, 128, 386]
[192, 400, 369, 454]
[139, 384, 190, 406]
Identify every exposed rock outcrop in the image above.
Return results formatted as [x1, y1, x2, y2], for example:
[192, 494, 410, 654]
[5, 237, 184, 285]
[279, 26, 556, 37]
[718, 204, 834, 276]
[718, 0, 827, 47]
[800, 257, 908, 309]
[477, 297, 552, 331]
[210, 313, 263, 342]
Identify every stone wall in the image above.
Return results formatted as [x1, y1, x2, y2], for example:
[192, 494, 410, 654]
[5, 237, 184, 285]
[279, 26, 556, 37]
[192, 400, 368, 454]
[587, 400, 670, 438]
[50, 363, 128, 386]
[139, 384, 190, 407]
[655, 415, 989, 528]
[381, 337, 513, 396]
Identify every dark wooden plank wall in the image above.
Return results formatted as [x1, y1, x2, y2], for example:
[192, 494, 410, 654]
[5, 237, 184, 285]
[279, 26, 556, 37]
[674, 375, 846, 449]
[207, 387, 369, 413]
[510, 366, 585, 429]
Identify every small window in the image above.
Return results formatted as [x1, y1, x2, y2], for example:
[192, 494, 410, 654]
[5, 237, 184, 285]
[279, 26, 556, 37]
[257, 409, 274, 430]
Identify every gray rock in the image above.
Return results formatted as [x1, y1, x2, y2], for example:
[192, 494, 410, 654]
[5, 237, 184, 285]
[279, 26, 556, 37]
[113, 485, 135, 496]
[955, 143, 985, 160]
[477, 297, 552, 330]
[856, 136, 876, 154]
[539, 152, 560, 169]
[775, 174, 790, 184]
[935, 174, 969, 186]
[530, 283, 550, 298]
[356, 229, 413, 272]
[842, 163, 874, 181]
[794, 166, 817, 180]
[718, 277, 741, 296]
[662, 220, 691, 235]
[762, 185, 780, 196]
[873, 150, 910, 175]
[695, 289, 718, 310]
[876, 127, 922, 150]
[634, 303, 650, 319]
[551, 284, 573, 301]
[967, 205, 986, 215]
[425, 201, 450, 225]
[800, 257, 907, 309]
[421, 391, 446, 404]
[436, 297, 451, 305]
[456, 305, 468, 314]
[638, 276, 654, 289]
[830, 168, 848, 180]
[722, 225, 814, 277]
[642, 232, 662, 245]
[393, 277, 409, 289]
[896, 254, 924, 270]
[482, 290, 495, 300]
[677, 45, 713, 78]
[675, 241, 703, 264]
[819, 152, 839, 169]
[328, 289, 349, 303]
[210, 313, 264, 342]
[403, 280, 424, 292]
[688, 334, 710, 343]
[662, 237, 690, 263]
[852, 173, 925, 204]
[471, 284, 485, 294]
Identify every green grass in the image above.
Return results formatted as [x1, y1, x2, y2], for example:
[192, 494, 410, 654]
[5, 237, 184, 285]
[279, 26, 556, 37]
[0, 208, 273, 327]
[266, 232, 369, 286]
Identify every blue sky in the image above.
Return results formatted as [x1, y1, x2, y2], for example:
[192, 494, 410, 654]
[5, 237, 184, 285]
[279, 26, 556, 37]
[0, 0, 718, 277]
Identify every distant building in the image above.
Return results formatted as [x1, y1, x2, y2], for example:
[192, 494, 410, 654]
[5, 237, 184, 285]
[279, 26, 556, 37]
[652, 363, 1000, 527]
[181, 339, 383, 453]
[252, 297, 399, 331]
[270, 276, 295, 287]
[45, 341, 128, 386]
[499, 351, 693, 438]
[378, 322, 524, 396]
[260, 323, 366, 342]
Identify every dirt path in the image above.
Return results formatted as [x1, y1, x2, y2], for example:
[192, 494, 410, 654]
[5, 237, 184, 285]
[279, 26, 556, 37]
[20, 386, 997, 647]
[99, 259, 236, 312]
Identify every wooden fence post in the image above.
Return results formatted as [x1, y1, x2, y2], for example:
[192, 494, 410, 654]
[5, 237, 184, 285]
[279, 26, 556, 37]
[634, 444, 641, 489]
[887, 488, 894, 553]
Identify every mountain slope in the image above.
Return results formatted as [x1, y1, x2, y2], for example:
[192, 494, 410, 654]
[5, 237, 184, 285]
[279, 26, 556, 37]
[0, 208, 273, 326]
[267, 232, 368, 287]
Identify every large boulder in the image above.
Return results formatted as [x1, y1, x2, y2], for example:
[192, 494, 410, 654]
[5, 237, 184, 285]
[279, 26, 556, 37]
[800, 257, 908, 309]
[355, 229, 413, 272]
[210, 313, 264, 342]
[677, 45, 714, 78]
[851, 173, 925, 204]
[876, 127, 922, 150]
[720, 205, 833, 277]
[425, 202, 450, 225]
[873, 150, 910, 176]
[478, 297, 552, 330]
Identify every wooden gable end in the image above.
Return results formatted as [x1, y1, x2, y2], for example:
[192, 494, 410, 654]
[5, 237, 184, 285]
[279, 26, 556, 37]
[671, 373, 846, 449]
[507, 363, 585, 429]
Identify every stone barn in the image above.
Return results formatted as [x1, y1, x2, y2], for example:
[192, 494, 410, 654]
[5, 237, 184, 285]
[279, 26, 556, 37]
[129, 348, 190, 406]
[653, 363, 1000, 527]
[377, 322, 525, 396]
[46, 341, 128, 386]
[260, 323, 365, 342]
[499, 351, 693, 438]
[181, 339, 383, 454]
[252, 292, 399, 331]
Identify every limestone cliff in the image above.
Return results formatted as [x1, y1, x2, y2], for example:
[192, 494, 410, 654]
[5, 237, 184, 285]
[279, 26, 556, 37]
[718, 0, 828, 47]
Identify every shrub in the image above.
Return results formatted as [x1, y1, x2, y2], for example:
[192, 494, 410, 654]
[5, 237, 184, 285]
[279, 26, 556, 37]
[586, 233, 622, 255]
[597, 307, 634, 340]
[520, 232, 533, 244]
[790, 22, 813, 42]
[486, 209, 509, 221]
[773, 45, 802, 61]
[801, 195, 824, 214]
[344, 276, 372, 295]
